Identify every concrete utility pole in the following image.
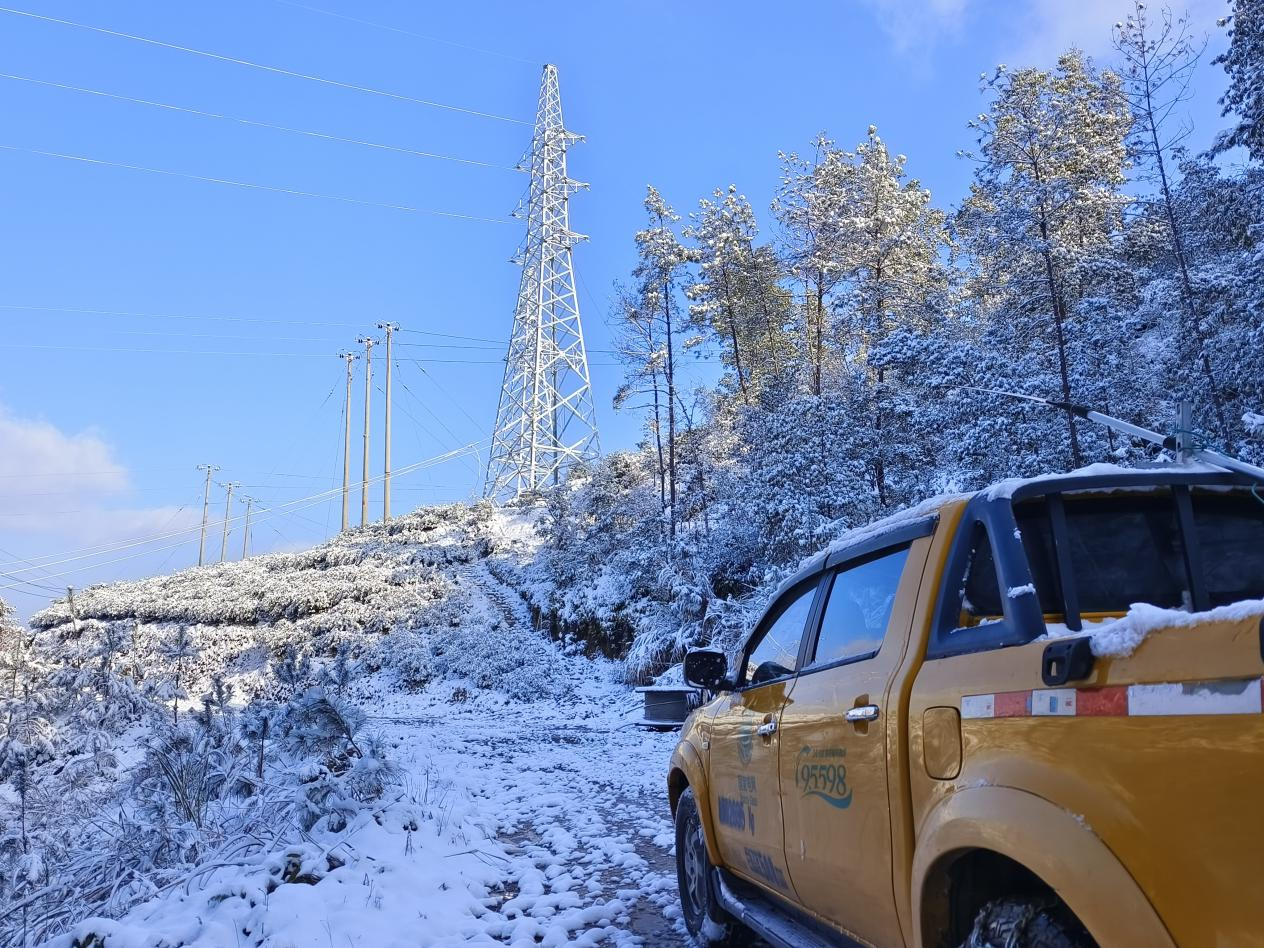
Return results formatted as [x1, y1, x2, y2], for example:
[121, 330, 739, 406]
[358, 335, 376, 527]
[196, 463, 220, 566]
[219, 481, 240, 563]
[338, 351, 357, 532]
[66, 586, 79, 634]
[377, 322, 398, 522]
[241, 495, 255, 559]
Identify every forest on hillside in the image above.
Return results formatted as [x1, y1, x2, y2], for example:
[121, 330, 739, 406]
[527, 2, 1264, 671]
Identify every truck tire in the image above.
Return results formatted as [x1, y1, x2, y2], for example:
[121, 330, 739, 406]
[675, 787, 744, 946]
[965, 896, 1094, 948]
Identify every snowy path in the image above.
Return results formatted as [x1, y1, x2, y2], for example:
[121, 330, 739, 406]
[373, 707, 695, 946]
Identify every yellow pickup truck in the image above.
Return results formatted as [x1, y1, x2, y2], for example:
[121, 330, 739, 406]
[668, 467, 1264, 947]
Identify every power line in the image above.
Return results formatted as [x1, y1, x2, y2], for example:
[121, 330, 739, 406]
[271, 0, 538, 66]
[397, 327, 503, 344]
[0, 304, 362, 327]
[81, 328, 345, 344]
[0, 6, 530, 125]
[0, 73, 521, 173]
[0, 143, 516, 224]
[0, 343, 523, 361]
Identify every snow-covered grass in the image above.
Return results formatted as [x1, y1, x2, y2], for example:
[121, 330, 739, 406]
[48, 671, 689, 948]
[1, 502, 635, 947]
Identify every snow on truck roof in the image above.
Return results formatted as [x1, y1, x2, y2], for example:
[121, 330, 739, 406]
[984, 461, 1237, 500]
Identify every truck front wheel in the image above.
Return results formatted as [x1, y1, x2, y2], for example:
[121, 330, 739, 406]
[965, 897, 1095, 948]
[675, 787, 744, 946]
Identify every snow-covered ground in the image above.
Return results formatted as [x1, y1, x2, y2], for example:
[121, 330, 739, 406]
[54, 675, 695, 948]
[5, 501, 728, 947]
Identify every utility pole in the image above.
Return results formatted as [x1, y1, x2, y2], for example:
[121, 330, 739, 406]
[241, 495, 255, 559]
[66, 586, 79, 635]
[377, 322, 398, 522]
[358, 335, 376, 527]
[338, 351, 357, 532]
[219, 481, 240, 563]
[196, 463, 219, 566]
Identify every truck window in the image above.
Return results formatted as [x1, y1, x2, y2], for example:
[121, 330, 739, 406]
[1014, 497, 1187, 613]
[744, 580, 817, 686]
[1191, 493, 1264, 606]
[1011, 490, 1264, 617]
[959, 523, 1003, 624]
[807, 546, 910, 669]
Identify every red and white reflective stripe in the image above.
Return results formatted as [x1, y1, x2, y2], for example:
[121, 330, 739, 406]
[961, 678, 1264, 719]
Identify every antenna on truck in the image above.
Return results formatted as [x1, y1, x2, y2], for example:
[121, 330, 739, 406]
[965, 387, 1264, 483]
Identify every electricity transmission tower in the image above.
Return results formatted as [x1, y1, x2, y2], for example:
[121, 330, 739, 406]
[485, 64, 599, 500]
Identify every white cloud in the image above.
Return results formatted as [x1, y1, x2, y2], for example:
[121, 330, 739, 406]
[0, 406, 127, 494]
[1004, 0, 1226, 66]
[858, 0, 1226, 63]
[0, 406, 201, 614]
[858, 0, 971, 51]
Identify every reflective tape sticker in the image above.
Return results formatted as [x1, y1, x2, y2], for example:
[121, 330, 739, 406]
[1127, 679, 1264, 717]
[994, 691, 1031, 717]
[961, 694, 995, 719]
[1074, 686, 1128, 716]
[961, 678, 1264, 719]
[1031, 688, 1076, 716]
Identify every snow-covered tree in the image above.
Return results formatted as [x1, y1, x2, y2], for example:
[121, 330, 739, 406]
[615, 187, 695, 541]
[774, 136, 852, 395]
[685, 186, 793, 401]
[829, 126, 952, 507]
[1213, 0, 1264, 160]
[958, 52, 1133, 468]
[156, 624, 200, 724]
[1114, 3, 1233, 441]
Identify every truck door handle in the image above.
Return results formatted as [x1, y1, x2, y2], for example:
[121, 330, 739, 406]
[756, 719, 778, 737]
[846, 704, 880, 723]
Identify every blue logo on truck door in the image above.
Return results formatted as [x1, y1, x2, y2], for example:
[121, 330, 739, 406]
[795, 746, 853, 809]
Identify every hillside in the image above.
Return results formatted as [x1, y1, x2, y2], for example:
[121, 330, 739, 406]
[28, 501, 574, 704]
[1, 499, 703, 947]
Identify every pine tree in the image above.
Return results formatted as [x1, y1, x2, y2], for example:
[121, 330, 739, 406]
[156, 625, 199, 725]
[616, 186, 694, 541]
[958, 52, 1133, 468]
[1213, 0, 1264, 161]
[774, 136, 851, 395]
[685, 186, 793, 401]
[830, 126, 951, 506]
[1114, 3, 1232, 441]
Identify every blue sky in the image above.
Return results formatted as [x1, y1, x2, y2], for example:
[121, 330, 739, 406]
[0, 0, 1236, 614]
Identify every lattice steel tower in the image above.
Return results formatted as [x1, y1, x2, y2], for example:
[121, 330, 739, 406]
[485, 64, 599, 500]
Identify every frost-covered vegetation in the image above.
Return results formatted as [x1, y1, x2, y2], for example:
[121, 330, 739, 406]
[0, 503, 578, 946]
[2, 4, 1264, 943]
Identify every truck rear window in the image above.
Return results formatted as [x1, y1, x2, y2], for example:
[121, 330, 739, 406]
[1010, 490, 1264, 615]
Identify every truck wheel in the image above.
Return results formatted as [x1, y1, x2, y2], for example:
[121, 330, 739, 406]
[675, 787, 743, 946]
[965, 897, 1094, 948]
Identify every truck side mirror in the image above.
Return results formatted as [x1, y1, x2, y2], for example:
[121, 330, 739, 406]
[683, 648, 730, 691]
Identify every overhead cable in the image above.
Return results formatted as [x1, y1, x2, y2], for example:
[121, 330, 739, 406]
[0, 73, 520, 172]
[272, 0, 538, 66]
[0, 6, 529, 125]
[0, 143, 515, 224]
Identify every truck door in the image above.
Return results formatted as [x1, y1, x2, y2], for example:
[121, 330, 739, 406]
[776, 538, 931, 947]
[707, 575, 821, 901]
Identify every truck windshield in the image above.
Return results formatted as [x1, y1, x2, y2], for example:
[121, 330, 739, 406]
[1012, 489, 1264, 616]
